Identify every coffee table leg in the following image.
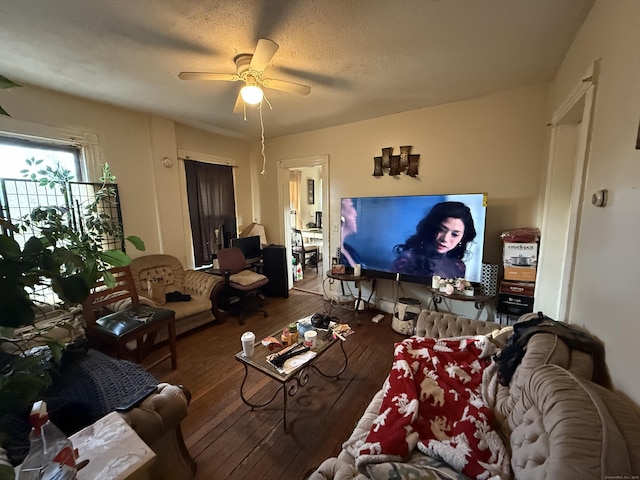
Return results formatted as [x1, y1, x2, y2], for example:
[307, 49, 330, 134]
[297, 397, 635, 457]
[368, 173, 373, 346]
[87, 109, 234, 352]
[239, 363, 284, 410]
[309, 340, 348, 379]
[283, 384, 288, 432]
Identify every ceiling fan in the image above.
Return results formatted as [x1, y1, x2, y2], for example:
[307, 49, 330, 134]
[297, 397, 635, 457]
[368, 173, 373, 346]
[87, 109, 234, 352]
[178, 38, 311, 113]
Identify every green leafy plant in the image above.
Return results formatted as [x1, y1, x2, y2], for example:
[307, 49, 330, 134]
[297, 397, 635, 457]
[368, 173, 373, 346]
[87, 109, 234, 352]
[0, 74, 21, 117]
[0, 160, 145, 415]
[18, 159, 145, 293]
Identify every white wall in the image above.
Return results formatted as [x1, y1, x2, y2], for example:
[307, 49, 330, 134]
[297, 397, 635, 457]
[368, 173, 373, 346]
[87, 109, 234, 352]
[257, 84, 549, 318]
[546, 0, 640, 403]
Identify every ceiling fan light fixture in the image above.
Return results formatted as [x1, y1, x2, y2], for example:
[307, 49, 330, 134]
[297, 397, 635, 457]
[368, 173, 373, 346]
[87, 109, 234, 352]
[240, 83, 263, 105]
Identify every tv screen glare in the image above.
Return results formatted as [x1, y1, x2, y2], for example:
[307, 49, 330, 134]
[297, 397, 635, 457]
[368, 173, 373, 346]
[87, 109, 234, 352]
[339, 193, 487, 284]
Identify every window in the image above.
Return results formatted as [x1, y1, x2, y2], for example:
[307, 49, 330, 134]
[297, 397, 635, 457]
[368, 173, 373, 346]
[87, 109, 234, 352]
[0, 134, 124, 305]
[0, 135, 83, 233]
[0, 135, 82, 181]
[184, 160, 237, 267]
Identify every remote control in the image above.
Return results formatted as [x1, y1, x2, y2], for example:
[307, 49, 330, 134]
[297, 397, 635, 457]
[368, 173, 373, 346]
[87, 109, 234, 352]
[372, 314, 384, 323]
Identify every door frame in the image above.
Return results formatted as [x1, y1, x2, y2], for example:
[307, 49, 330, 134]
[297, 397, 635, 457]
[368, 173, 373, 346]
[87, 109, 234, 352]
[277, 155, 329, 290]
[536, 61, 597, 321]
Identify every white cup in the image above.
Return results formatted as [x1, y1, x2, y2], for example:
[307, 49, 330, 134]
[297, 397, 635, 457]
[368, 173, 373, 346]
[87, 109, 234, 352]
[241, 331, 255, 356]
[354, 264, 361, 277]
[304, 330, 317, 349]
[431, 275, 441, 289]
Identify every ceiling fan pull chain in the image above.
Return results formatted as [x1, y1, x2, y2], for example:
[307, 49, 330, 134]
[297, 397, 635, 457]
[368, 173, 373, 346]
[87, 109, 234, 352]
[259, 103, 267, 175]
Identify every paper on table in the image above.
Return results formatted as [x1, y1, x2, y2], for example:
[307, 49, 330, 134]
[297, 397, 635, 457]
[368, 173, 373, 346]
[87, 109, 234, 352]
[272, 350, 317, 374]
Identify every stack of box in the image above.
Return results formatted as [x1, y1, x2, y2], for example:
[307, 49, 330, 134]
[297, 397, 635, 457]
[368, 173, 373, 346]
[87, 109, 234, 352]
[497, 238, 539, 318]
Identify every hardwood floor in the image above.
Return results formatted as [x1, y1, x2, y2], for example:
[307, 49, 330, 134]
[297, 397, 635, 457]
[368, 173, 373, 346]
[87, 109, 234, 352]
[292, 260, 326, 295]
[145, 270, 404, 480]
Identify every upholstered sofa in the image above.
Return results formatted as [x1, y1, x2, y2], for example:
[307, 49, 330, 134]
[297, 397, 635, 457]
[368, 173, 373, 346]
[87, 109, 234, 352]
[130, 254, 225, 339]
[309, 310, 640, 480]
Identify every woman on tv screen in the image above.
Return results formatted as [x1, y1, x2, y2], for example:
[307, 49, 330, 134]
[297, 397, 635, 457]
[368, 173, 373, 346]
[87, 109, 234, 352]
[392, 201, 477, 279]
[338, 193, 486, 283]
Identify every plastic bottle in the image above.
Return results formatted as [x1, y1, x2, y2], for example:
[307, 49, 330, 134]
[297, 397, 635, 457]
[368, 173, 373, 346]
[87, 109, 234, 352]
[18, 400, 77, 480]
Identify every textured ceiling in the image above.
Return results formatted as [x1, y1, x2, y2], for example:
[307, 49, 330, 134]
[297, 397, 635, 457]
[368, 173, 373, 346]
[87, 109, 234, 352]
[0, 0, 594, 139]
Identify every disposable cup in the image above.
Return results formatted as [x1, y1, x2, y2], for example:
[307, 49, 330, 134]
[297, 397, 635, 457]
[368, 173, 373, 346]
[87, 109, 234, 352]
[304, 330, 317, 349]
[241, 331, 255, 356]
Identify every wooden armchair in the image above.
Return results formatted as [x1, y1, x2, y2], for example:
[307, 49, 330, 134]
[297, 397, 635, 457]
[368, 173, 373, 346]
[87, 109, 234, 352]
[82, 265, 178, 370]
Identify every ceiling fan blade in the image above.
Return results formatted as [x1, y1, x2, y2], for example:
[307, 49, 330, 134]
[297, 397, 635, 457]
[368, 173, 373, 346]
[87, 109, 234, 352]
[178, 72, 239, 81]
[233, 91, 244, 114]
[262, 78, 311, 96]
[250, 39, 279, 72]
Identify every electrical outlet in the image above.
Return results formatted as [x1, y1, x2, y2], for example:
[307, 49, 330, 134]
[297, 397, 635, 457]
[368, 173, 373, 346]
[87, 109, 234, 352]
[333, 222, 339, 232]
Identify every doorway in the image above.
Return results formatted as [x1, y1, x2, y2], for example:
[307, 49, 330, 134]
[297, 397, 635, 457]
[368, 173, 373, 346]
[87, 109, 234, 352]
[536, 63, 597, 321]
[277, 155, 329, 293]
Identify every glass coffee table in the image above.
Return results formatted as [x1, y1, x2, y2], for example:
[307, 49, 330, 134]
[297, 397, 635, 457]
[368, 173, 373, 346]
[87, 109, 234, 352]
[234, 323, 348, 432]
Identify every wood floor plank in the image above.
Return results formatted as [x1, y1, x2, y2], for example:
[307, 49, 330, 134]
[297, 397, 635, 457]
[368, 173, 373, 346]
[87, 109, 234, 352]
[146, 267, 402, 480]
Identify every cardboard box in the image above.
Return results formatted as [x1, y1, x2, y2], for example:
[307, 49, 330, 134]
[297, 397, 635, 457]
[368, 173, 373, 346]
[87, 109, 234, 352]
[503, 242, 538, 267]
[497, 293, 534, 316]
[500, 280, 536, 296]
[504, 266, 537, 282]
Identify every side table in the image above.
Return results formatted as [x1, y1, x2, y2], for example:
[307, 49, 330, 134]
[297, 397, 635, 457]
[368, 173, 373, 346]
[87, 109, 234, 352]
[325, 271, 374, 325]
[426, 286, 495, 321]
[71, 411, 156, 480]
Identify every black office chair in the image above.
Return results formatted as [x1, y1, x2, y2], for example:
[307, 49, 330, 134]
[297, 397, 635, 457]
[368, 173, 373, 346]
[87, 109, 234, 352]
[217, 247, 269, 325]
[292, 228, 319, 273]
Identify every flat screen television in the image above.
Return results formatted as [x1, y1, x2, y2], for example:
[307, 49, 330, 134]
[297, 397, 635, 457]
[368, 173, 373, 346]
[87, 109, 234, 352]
[339, 193, 487, 284]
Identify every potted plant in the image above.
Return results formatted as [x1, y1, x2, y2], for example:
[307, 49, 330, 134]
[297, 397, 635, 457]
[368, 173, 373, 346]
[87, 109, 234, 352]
[0, 160, 144, 419]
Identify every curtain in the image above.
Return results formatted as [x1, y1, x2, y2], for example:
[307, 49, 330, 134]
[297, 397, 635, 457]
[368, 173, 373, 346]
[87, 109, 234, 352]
[185, 160, 236, 267]
[289, 170, 301, 229]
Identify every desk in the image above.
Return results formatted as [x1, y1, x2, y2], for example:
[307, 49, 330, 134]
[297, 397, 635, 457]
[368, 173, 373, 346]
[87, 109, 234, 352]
[426, 287, 495, 321]
[325, 271, 373, 325]
[300, 228, 322, 241]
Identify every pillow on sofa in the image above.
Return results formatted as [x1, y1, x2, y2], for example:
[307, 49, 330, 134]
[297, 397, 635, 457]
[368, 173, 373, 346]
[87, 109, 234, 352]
[365, 451, 470, 480]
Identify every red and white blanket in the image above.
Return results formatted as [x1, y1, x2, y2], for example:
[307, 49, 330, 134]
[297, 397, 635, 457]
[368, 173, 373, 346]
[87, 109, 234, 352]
[356, 336, 510, 479]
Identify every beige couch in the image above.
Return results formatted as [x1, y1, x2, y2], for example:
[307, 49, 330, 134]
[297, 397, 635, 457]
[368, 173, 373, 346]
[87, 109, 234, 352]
[120, 383, 196, 480]
[309, 310, 640, 480]
[130, 254, 225, 339]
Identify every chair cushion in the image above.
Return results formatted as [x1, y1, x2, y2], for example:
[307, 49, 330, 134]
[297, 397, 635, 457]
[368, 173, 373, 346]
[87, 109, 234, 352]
[229, 270, 268, 286]
[94, 306, 175, 338]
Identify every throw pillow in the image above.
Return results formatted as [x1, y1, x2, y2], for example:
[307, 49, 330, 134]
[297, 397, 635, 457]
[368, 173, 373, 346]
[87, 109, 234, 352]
[147, 277, 166, 305]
